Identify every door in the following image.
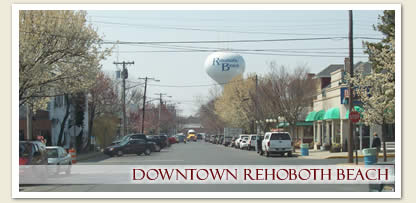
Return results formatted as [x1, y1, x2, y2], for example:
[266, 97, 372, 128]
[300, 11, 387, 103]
[270, 133, 292, 150]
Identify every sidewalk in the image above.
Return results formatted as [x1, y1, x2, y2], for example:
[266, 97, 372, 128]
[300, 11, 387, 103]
[296, 149, 395, 159]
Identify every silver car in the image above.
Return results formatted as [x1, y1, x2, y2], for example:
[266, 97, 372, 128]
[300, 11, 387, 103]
[46, 146, 72, 175]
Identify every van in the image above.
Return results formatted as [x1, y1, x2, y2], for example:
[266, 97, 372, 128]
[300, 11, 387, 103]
[262, 132, 293, 157]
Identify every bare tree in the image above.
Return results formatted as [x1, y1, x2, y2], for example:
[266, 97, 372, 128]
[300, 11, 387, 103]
[264, 63, 316, 142]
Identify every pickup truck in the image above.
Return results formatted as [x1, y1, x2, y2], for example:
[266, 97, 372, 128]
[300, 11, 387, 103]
[262, 132, 293, 157]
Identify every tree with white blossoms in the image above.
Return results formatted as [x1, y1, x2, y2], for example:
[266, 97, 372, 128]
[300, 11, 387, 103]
[19, 10, 111, 111]
[348, 10, 395, 162]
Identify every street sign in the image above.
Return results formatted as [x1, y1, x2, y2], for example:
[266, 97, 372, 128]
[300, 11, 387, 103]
[349, 111, 360, 123]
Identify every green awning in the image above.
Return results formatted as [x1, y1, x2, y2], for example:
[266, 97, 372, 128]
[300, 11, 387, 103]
[305, 111, 316, 122]
[314, 110, 326, 121]
[345, 106, 364, 119]
[323, 107, 340, 120]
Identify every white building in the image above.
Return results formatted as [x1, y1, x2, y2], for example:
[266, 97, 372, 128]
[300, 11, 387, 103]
[48, 94, 89, 149]
[308, 60, 394, 151]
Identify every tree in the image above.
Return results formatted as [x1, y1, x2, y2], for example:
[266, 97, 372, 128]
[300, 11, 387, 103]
[349, 10, 395, 162]
[88, 72, 119, 150]
[19, 10, 111, 111]
[214, 75, 256, 133]
[263, 64, 316, 142]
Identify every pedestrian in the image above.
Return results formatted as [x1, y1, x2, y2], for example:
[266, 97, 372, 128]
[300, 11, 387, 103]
[371, 132, 381, 162]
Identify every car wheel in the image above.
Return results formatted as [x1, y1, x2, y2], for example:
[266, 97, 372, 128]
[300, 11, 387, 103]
[144, 148, 151, 156]
[137, 152, 143, 156]
[266, 150, 270, 157]
[154, 145, 161, 152]
[117, 150, 123, 157]
[65, 163, 72, 175]
[288, 151, 293, 157]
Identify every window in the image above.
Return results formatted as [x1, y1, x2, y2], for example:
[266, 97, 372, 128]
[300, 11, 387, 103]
[270, 133, 291, 140]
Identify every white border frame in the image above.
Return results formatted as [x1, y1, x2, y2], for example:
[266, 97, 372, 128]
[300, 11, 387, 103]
[12, 4, 402, 199]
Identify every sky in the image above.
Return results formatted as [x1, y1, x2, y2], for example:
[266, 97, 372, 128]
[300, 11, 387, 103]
[86, 9, 384, 116]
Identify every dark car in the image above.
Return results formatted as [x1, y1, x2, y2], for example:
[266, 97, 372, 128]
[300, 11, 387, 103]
[104, 139, 152, 157]
[147, 135, 168, 150]
[145, 136, 162, 152]
[19, 141, 48, 165]
[159, 135, 170, 147]
[197, 134, 203, 140]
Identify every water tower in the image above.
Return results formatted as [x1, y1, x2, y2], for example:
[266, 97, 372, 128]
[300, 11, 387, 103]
[204, 52, 245, 86]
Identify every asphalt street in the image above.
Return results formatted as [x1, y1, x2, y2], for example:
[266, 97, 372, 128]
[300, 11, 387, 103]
[20, 141, 393, 192]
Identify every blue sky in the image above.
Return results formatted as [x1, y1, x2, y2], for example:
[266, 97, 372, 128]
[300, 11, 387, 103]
[86, 10, 384, 116]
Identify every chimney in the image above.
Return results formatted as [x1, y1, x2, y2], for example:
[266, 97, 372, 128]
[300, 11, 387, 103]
[344, 57, 350, 73]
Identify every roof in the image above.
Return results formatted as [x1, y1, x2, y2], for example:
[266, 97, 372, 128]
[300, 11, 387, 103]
[315, 64, 344, 78]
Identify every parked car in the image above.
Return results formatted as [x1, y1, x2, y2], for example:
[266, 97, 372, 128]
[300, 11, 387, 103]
[235, 134, 249, 149]
[248, 135, 258, 150]
[197, 133, 203, 140]
[19, 141, 48, 165]
[146, 135, 162, 152]
[240, 137, 250, 150]
[104, 139, 153, 157]
[46, 146, 72, 175]
[177, 134, 185, 143]
[19, 141, 48, 180]
[168, 135, 177, 144]
[223, 136, 232, 146]
[210, 135, 216, 143]
[262, 132, 293, 157]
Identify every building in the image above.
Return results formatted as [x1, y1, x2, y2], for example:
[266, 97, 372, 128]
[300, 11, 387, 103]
[48, 94, 89, 149]
[306, 60, 395, 151]
[19, 107, 52, 145]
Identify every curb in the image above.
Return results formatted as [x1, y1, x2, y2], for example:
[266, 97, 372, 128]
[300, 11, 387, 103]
[325, 154, 395, 159]
[75, 151, 103, 162]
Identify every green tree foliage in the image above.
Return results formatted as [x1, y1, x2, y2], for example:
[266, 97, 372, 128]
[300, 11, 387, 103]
[93, 115, 119, 148]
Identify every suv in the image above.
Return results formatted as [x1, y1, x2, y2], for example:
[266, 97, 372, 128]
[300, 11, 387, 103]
[262, 132, 293, 157]
[104, 139, 153, 157]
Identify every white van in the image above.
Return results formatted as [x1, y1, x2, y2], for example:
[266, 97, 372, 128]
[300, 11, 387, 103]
[262, 132, 293, 157]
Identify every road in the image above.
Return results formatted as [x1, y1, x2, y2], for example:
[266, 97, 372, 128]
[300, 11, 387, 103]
[20, 141, 392, 192]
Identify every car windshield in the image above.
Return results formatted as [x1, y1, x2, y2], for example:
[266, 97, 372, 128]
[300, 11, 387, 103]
[270, 133, 291, 140]
[47, 148, 59, 158]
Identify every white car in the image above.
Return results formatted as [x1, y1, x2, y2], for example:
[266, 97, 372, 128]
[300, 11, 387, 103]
[235, 134, 249, 149]
[262, 132, 293, 157]
[46, 146, 72, 175]
[239, 137, 250, 150]
[248, 135, 258, 150]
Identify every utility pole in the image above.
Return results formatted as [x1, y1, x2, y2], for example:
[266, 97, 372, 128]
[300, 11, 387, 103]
[255, 74, 259, 135]
[155, 93, 171, 135]
[138, 77, 159, 134]
[348, 10, 354, 163]
[113, 61, 134, 137]
[26, 103, 32, 140]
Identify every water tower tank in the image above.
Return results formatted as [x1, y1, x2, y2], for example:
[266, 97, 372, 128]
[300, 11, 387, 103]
[204, 52, 245, 85]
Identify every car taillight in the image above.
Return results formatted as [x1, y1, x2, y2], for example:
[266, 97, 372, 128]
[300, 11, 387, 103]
[267, 141, 270, 147]
[19, 157, 29, 165]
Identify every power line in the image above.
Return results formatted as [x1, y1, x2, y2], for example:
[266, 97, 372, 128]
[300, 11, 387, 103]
[102, 36, 382, 45]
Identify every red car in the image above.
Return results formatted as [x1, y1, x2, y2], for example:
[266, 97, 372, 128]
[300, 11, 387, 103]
[168, 136, 177, 144]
